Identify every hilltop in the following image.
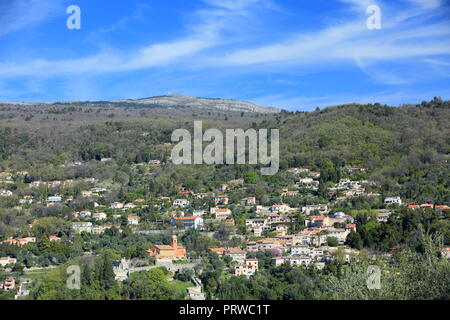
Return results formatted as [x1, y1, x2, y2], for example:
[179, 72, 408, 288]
[0, 94, 281, 115]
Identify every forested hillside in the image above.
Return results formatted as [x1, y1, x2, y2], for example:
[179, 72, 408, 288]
[0, 98, 448, 204]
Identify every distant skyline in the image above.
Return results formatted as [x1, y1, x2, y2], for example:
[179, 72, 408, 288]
[0, 0, 450, 110]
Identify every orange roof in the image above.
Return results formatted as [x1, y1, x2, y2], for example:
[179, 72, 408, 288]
[174, 216, 200, 220]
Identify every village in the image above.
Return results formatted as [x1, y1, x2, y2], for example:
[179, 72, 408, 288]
[0, 164, 449, 300]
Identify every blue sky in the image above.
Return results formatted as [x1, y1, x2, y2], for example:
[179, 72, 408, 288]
[0, 0, 449, 110]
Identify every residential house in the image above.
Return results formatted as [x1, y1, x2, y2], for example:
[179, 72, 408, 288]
[384, 197, 402, 206]
[93, 212, 107, 221]
[0, 278, 15, 291]
[47, 195, 62, 203]
[173, 199, 190, 208]
[234, 259, 258, 277]
[171, 216, 203, 229]
[240, 197, 256, 206]
[214, 195, 229, 205]
[302, 204, 329, 216]
[217, 184, 229, 192]
[0, 257, 17, 267]
[124, 203, 137, 210]
[211, 208, 232, 220]
[271, 204, 291, 213]
[72, 222, 93, 233]
[127, 216, 139, 225]
[111, 202, 124, 209]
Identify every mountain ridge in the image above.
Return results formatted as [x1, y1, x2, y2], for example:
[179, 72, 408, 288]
[0, 94, 282, 114]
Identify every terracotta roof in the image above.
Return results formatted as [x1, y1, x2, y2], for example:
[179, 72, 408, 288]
[174, 216, 200, 220]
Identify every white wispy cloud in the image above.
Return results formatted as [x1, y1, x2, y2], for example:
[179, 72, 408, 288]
[0, 0, 63, 36]
[0, 0, 270, 77]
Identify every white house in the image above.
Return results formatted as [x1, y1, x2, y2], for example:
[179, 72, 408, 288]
[0, 257, 17, 267]
[111, 202, 124, 209]
[47, 195, 62, 203]
[127, 216, 139, 225]
[93, 212, 107, 221]
[173, 199, 190, 208]
[384, 197, 402, 206]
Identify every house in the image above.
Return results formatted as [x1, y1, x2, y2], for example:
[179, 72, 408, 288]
[347, 167, 366, 173]
[49, 236, 61, 242]
[272, 256, 312, 267]
[245, 219, 267, 229]
[326, 228, 351, 244]
[19, 198, 33, 205]
[209, 248, 226, 256]
[282, 189, 299, 197]
[253, 226, 263, 237]
[435, 205, 450, 213]
[173, 199, 190, 208]
[217, 184, 229, 192]
[47, 195, 62, 203]
[147, 235, 186, 260]
[124, 203, 137, 210]
[267, 214, 283, 224]
[127, 216, 139, 225]
[171, 216, 203, 229]
[271, 204, 291, 213]
[112, 258, 129, 281]
[302, 204, 329, 216]
[442, 248, 450, 260]
[193, 193, 214, 200]
[234, 258, 258, 277]
[193, 210, 206, 217]
[0, 190, 13, 197]
[92, 224, 113, 235]
[93, 212, 107, 221]
[79, 211, 91, 218]
[214, 208, 232, 220]
[0, 257, 17, 267]
[384, 197, 402, 206]
[148, 160, 161, 165]
[306, 216, 331, 228]
[0, 278, 15, 291]
[298, 178, 315, 185]
[287, 168, 309, 174]
[16, 237, 36, 246]
[240, 197, 256, 206]
[82, 191, 93, 197]
[308, 172, 321, 178]
[290, 245, 312, 256]
[72, 222, 93, 233]
[275, 224, 289, 236]
[111, 202, 124, 209]
[1, 237, 36, 247]
[376, 210, 392, 223]
[214, 195, 229, 205]
[225, 248, 246, 264]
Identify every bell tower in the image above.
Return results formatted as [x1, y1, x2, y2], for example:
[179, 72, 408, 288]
[171, 235, 178, 248]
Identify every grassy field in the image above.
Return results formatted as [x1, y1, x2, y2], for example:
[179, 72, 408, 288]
[170, 280, 195, 296]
